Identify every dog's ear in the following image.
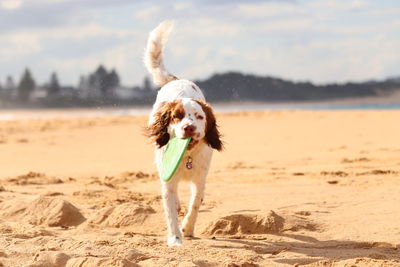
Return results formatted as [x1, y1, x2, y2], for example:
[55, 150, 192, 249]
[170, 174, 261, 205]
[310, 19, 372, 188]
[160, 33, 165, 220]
[195, 100, 223, 151]
[147, 101, 174, 148]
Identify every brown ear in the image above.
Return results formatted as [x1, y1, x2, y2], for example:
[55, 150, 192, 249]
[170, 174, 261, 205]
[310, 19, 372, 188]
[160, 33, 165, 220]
[195, 100, 223, 151]
[146, 102, 174, 148]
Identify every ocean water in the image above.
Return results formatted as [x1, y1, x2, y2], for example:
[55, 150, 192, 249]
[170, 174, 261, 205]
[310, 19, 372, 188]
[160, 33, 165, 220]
[214, 102, 400, 112]
[0, 102, 399, 121]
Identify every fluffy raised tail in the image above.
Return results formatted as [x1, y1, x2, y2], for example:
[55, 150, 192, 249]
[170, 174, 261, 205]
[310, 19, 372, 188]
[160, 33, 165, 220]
[144, 20, 178, 87]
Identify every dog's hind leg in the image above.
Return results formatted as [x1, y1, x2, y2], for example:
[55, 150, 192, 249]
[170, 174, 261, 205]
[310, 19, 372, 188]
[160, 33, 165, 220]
[161, 179, 183, 246]
[181, 178, 205, 237]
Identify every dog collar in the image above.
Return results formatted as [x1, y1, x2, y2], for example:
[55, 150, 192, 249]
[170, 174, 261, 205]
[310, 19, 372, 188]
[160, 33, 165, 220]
[186, 156, 193, 170]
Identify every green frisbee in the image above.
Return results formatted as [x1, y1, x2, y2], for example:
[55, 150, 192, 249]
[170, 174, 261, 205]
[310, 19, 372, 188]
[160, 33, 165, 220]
[161, 137, 191, 182]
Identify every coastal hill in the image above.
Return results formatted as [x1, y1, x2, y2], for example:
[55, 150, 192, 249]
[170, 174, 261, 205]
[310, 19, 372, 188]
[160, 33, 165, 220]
[197, 72, 400, 102]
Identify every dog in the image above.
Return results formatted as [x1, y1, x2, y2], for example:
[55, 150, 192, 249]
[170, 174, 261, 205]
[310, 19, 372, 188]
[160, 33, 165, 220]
[144, 21, 223, 246]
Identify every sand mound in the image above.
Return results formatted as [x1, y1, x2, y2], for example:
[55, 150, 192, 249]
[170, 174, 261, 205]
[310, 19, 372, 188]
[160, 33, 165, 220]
[0, 199, 28, 217]
[72, 189, 160, 208]
[26, 253, 138, 267]
[122, 249, 149, 263]
[88, 202, 155, 228]
[66, 257, 138, 267]
[85, 172, 155, 188]
[0, 221, 53, 239]
[0, 197, 85, 227]
[26, 252, 70, 267]
[6, 172, 63, 185]
[137, 259, 173, 267]
[202, 210, 317, 236]
[308, 258, 400, 267]
[24, 197, 86, 227]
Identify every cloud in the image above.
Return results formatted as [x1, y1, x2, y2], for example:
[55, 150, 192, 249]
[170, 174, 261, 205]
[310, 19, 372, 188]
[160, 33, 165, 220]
[0, 22, 141, 85]
[0, 0, 399, 86]
[135, 6, 162, 20]
[0, 23, 137, 56]
[173, 2, 192, 11]
[42, 37, 147, 86]
[0, 0, 22, 10]
[195, 0, 296, 5]
[235, 2, 305, 19]
[0, 0, 138, 32]
[176, 18, 245, 38]
[310, 0, 367, 11]
[0, 32, 41, 61]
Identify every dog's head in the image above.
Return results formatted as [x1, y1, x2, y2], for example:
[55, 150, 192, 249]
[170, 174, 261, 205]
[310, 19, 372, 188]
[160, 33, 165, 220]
[147, 98, 222, 151]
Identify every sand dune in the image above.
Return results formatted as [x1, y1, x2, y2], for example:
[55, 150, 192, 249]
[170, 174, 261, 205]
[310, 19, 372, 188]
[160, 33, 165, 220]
[0, 110, 400, 266]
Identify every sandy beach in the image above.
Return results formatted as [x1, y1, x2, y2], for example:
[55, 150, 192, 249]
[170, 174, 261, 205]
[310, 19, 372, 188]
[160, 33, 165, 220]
[0, 110, 400, 266]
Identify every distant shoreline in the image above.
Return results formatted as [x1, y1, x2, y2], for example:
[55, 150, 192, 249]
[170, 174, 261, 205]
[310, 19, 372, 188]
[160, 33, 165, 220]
[1, 96, 400, 121]
[212, 93, 400, 111]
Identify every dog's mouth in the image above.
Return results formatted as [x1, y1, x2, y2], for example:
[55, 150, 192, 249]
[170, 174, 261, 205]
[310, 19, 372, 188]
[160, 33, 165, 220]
[183, 131, 200, 139]
[187, 138, 199, 150]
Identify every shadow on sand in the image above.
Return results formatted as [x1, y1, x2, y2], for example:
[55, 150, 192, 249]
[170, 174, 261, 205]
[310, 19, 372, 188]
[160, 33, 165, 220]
[210, 233, 400, 265]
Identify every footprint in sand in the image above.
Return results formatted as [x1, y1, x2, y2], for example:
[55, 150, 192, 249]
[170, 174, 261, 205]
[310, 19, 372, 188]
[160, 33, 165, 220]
[356, 169, 399, 176]
[227, 161, 256, 170]
[341, 157, 370, 164]
[320, 171, 348, 177]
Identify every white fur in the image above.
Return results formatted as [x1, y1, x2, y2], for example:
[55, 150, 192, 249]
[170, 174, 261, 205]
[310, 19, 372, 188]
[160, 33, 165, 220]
[148, 79, 205, 126]
[144, 21, 215, 246]
[156, 140, 212, 246]
[143, 20, 177, 87]
[169, 97, 207, 141]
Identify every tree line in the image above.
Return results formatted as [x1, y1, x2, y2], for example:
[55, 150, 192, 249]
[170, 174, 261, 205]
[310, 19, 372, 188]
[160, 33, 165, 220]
[0, 66, 122, 102]
[0, 67, 399, 108]
[0, 65, 156, 108]
[0, 69, 37, 102]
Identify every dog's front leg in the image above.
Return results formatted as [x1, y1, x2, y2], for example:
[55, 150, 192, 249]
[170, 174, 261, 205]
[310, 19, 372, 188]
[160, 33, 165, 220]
[181, 179, 205, 237]
[161, 180, 182, 246]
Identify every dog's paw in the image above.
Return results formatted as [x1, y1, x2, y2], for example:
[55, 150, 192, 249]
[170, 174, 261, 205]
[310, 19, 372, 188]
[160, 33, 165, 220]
[181, 225, 194, 237]
[167, 235, 183, 246]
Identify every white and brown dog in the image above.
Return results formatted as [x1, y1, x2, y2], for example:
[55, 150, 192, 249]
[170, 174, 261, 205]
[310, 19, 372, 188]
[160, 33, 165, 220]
[144, 21, 222, 246]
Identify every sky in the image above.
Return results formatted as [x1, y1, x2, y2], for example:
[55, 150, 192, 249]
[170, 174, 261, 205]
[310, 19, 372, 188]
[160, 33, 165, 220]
[0, 0, 399, 87]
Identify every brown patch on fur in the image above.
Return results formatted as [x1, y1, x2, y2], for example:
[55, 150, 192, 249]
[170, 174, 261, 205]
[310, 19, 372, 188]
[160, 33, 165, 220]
[163, 75, 179, 86]
[171, 101, 185, 123]
[146, 100, 184, 148]
[194, 100, 223, 151]
[188, 139, 199, 150]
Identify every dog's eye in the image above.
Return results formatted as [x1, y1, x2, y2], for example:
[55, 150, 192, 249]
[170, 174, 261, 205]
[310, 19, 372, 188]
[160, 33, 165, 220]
[173, 113, 184, 120]
[196, 115, 204, 120]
